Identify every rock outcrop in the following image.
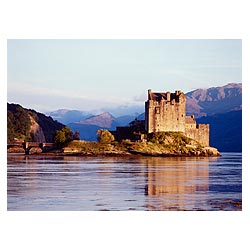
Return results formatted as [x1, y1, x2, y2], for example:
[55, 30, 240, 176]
[29, 115, 46, 142]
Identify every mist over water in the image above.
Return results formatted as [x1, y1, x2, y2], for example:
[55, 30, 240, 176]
[7, 153, 242, 211]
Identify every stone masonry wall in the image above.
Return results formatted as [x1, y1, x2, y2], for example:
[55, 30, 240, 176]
[145, 91, 186, 133]
[185, 124, 210, 147]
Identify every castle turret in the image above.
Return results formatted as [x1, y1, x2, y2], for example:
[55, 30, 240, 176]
[148, 89, 152, 100]
[145, 89, 186, 133]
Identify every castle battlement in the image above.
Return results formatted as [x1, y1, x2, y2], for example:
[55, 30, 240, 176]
[148, 89, 184, 104]
[196, 124, 209, 129]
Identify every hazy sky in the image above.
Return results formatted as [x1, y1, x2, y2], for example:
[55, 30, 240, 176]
[7, 39, 242, 115]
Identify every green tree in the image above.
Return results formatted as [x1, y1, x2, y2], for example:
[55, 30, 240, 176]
[7, 111, 15, 142]
[96, 129, 115, 143]
[53, 126, 74, 145]
[61, 126, 73, 141]
[53, 130, 66, 144]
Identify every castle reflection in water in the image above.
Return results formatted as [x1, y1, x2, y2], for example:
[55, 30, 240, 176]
[144, 157, 217, 210]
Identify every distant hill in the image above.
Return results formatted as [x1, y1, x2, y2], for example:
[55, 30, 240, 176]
[47, 105, 144, 124]
[68, 112, 136, 141]
[136, 112, 145, 120]
[67, 123, 101, 141]
[47, 109, 92, 124]
[75, 112, 118, 129]
[7, 103, 64, 143]
[197, 110, 242, 152]
[186, 83, 242, 117]
[114, 115, 137, 126]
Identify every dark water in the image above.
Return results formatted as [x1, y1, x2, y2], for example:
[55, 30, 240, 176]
[7, 153, 242, 211]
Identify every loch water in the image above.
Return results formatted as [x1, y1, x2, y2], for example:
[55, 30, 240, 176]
[7, 153, 242, 211]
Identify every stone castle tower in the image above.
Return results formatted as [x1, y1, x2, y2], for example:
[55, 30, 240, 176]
[145, 89, 210, 146]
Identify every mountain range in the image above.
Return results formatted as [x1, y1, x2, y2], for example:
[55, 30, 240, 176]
[48, 83, 242, 123]
[67, 113, 136, 141]
[186, 83, 242, 151]
[186, 83, 242, 117]
[47, 109, 92, 125]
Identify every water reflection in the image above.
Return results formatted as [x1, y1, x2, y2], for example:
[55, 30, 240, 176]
[7, 154, 241, 211]
[144, 157, 216, 210]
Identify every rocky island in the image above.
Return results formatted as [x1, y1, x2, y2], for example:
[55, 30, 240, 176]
[62, 131, 220, 157]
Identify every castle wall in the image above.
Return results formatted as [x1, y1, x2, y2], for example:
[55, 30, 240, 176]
[145, 91, 186, 133]
[185, 124, 210, 147]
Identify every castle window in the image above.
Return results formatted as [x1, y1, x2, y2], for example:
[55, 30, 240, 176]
[155, 107, 160, 114]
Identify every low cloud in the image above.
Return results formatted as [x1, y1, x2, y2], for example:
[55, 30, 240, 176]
[133, 92, 147, 102]
[7, 82, 144, 116]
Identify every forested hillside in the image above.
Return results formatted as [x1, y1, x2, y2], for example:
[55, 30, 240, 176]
[7, 103, 64, 143]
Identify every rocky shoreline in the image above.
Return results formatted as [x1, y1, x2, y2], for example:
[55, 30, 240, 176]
[61, 140, 220, 157]
[8, 138, 221, 157]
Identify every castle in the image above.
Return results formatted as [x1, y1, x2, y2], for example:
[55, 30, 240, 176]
[115, 89, 210, 147]
[145, 89, 209, 146]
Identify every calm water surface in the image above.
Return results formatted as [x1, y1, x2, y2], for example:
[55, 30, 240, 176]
[7, 153, 242, 211]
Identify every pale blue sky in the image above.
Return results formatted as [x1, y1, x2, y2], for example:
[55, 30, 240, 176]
[7, 39, 242, 115]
